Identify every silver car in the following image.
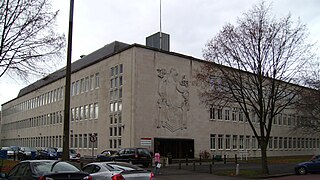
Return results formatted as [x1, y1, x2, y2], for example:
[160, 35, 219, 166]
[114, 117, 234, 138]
[82, 162, 155, 180]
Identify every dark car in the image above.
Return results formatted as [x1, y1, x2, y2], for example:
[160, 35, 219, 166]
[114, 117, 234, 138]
[56, 148, 81, 162]
[295, 155, 320, 175]
[37, 147, 58, 160]
[18, 147, 38, 160]
[0, 160, 91, 180]
[82, 161, 155, 180]
[96, 150, 117, 162]
[108, 148, 152, 167]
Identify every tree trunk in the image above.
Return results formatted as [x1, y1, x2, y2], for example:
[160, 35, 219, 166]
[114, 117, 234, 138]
[261, 142, 269, 175]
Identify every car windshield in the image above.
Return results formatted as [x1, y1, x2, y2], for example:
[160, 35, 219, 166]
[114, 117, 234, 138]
[1, 147, 12, 150]
[104, 162, 143, 172]
[33, 161, 80, 174]
[46, 148, 56, 153]
[69, 149, 76, 154]
[23, 147, 37, 151]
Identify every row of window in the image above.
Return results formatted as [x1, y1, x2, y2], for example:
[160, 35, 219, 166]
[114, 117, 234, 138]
[110, 114, 122, 125]
[109, 65, 123, 150]
[109, 138, 122, 149]
[210, 134, 320, 151]
[111, 64, 123, 77]
[110, 126, 123, 137]
[2, 86, 64, 117]
[1, 111, 64, 131]
[70, 133, 98, 148]
[71, 103, 99, 121]
[1, 133, 98, 149]
[210, 107, 301, 127]
[2, 103, 99, 132]
[71, 73, 100, 96]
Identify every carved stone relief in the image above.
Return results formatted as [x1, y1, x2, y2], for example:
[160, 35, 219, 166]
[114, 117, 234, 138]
[156, 68, 189, 132]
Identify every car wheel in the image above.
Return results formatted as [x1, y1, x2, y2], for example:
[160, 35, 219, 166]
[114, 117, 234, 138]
[298, 167, 307, 175]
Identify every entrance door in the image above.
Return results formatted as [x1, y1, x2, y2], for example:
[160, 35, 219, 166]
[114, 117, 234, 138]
[154, 138, 194, 158]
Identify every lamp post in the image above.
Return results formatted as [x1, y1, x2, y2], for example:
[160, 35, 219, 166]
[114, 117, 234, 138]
[62, 0, 74, 161]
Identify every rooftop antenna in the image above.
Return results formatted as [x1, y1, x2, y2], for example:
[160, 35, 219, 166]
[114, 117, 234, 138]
[159, 0, 162, 50]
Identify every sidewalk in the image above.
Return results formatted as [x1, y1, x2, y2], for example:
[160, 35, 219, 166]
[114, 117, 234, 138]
[148, 161, 296, 179]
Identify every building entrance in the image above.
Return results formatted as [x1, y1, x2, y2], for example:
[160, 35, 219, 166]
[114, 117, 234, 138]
[154, 138, 194, 158]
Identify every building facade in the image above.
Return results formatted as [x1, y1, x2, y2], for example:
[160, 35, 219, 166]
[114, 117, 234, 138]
[1, 41, 319, 159]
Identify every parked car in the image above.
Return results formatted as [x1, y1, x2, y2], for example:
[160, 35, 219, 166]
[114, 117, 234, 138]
[295, 155, 320, 175]
[0, 147, 14, 159]
[18, 147, 38, 160]
[108, 148, 152, 167]
[82, 161, 155, 180]
[37, 147, 58, 160]
[56, 148, 81, 161]
[0, 160, 91, 179]
[96, 150, 117, 162]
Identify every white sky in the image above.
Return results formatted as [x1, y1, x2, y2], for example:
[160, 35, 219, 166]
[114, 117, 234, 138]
[1, 0, 320, 107]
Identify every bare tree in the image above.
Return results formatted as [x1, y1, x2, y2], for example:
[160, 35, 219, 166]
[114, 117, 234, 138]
[196, 2, 314, 175]
[0, 0, 65, 80]
[293, 61, 320, 134]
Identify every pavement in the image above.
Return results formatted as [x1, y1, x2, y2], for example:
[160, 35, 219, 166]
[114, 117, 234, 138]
[146, 161, 300, 180]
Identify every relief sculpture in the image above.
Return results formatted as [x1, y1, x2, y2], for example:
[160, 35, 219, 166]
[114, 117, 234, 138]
[156, 68, 189, 132]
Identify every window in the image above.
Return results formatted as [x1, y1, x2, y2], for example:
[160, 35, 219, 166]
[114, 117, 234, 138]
[217, 108, 222, 120]
[85, 77, 89, 92]
[288, 137, 292, 149]
[274, 137, 278, 149]
[76, 80, 80, 95]
[94, 103, 99, 119]
[232, 135, 237, 150]
[225, 109, 230, 120]
[79, 134, 83, 148]
[283, 137, 288, 149]
[84, 134, 88, 148]
[89, 104, 94, 119]
[75, 107, 79, 120]
[210, 134, 216, 150]
[80, 78, 84, 93]
[232, 109, 237, 121]
[239, 111, 244, 122]
[119, 64, 123, 74]
[239, 135, 244, 149]
[74, 134, 78, 148]
[110, 128, 113, 136]
[225, 135, 231, 150]
[70, 135, 74, 148]
[245, 136, 250, 150]
[118, 127, 122, 136]
[218, 134, 223, 150]
[90, 75, 94, 90]
[114, 127, 117, 136]
[209, 107, 215, 120]
[283, 114, 287, 125]
[95, 73, 100, 88]
[80, 106, 84, 120]
[278, 114, 282, 125]
[110, 116, 113, 124]
[84, 105, 88, 119]
[251, 136, 257, 149]
[269, 137, 273, 149]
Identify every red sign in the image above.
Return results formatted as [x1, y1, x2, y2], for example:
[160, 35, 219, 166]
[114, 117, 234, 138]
[90, 134, 97, 143]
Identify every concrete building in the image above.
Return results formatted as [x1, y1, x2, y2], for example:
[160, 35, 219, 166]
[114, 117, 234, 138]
[1, 39, 319, 159]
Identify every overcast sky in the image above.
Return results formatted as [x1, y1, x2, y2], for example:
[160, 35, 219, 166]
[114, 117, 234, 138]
[1, 0, 320, 107]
